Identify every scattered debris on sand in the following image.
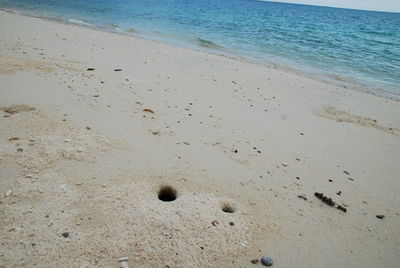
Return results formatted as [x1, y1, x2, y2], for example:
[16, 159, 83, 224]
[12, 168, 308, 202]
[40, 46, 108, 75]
[143, 108, 154, 114]
[251, 259, 259, 264]
[314, 192, 347, 213]
[315, 192, 335, 207]
[1, 104, 35, 114]
[298, 194, 307, 201]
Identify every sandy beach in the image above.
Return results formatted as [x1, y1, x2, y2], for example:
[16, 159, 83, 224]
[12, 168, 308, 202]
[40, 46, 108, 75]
[0, 9, 399, 267]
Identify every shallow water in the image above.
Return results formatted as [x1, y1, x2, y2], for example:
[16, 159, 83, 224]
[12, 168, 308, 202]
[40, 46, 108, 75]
[1, 0, 399, 97]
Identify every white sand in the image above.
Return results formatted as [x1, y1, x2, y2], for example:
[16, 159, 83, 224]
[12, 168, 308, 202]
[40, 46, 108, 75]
[0, 10, 399, 268]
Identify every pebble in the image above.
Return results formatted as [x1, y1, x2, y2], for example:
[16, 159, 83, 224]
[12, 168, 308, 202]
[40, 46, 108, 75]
[282, 163, 288, 167]
[61, 232, 69, 238]
[118, 257, 129, 262]
[211, 220, 219, 226]
[25, 174, 33, 178]
[261, 256, 273, 266]
[5, 190, 12, 197]
[17, 148, 23, 152]
[376, 215, 385, 219]
[251, 259, 259, 264]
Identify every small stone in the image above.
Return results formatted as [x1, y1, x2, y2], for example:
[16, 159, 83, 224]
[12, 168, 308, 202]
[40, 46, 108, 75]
[118, 257, 129, 262]
[86, 68, 95, 71]
[64, 139, 71, 143]
[211, 220, 219, 226]
[25, 174, 33, 178]
[5, 190, 12, 197]
[261, 256, 273, 266]
[343, 170, 350, 175]
[229, 222, 235, 226]
[61, 232, 69, 238]
[376, 215, 385, 219]
[251, 259, 259, 264]
[17, 148, 23, 152]
[282, 163, 288, 167]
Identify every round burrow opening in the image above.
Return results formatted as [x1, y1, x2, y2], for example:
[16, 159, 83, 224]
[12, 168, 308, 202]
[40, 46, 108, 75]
[221, 203, 236, 213]
[158, 185, 177, 202]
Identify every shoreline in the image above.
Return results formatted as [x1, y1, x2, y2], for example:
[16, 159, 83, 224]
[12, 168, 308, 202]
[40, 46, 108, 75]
[0, 7, 397, 101]
[1, 9, 400, 267]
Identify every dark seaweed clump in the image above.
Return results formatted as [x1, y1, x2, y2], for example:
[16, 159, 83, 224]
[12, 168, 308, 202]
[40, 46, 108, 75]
[337, 205, 347, 213]
[315, 192, 347, 213]
[314, 192, 335, 206]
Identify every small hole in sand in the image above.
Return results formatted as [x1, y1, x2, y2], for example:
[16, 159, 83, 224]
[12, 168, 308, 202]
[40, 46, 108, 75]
[221, 203, 235, 213]
[158, 186, 177, 202]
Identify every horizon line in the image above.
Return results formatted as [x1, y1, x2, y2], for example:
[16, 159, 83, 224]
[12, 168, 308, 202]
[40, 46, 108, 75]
[257, 0, 400, 14]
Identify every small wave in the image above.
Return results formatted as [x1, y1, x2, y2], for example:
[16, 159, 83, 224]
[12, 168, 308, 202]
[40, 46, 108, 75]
[196, 38, 222, 49]
[126, 28, 137, 33]
[67, 19, 91, 26]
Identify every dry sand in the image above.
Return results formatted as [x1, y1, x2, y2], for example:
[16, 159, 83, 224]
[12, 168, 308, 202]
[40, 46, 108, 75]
[0, 10, 399, 268]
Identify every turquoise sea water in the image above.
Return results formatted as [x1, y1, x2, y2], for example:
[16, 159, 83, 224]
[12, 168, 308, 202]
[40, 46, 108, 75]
[1, 0, 399, 97]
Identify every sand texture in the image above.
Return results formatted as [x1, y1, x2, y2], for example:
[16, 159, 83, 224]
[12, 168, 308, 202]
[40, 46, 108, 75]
[0, 10, 400, 268]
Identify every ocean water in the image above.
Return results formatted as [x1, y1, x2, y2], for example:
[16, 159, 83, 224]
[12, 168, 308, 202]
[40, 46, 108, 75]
[1, 0, 399, 97]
